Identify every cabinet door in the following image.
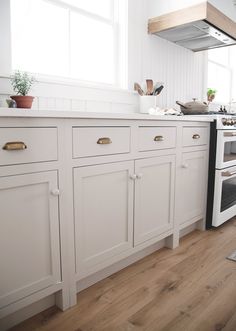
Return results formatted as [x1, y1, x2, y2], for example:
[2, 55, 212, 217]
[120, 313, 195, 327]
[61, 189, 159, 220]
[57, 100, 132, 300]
[74, 161, 134, 278]
[175, 150, 208, 225]
[0, 171, 61, 309]
[134, 155, 175, 246]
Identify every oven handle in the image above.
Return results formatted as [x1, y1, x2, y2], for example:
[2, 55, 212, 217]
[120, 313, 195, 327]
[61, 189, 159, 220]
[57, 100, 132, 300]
[222, 170, 236, 177]
[224, 132, 236, 137]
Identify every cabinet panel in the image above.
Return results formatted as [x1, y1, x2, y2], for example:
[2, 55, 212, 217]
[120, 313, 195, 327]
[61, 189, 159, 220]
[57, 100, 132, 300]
[0, 171, 61, 309]
[175, 150, 208, 225]
[134, 155, 175, 246]
[182, 127, 208, 147]
[72, 127, 130, 158]
[138, 126, 176, 152]
[0, 127, 58, 166]
[74, 161, 133, 278]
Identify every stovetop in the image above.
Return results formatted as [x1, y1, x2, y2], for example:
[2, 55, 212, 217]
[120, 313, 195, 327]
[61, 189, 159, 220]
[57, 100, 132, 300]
[185, 111, 236, 129]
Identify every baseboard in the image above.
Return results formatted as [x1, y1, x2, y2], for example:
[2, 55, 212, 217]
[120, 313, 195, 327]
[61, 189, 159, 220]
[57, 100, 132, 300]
[180, 223, 197, 238]
[0, 295, 55, 331]
[77, 239, 165, 292]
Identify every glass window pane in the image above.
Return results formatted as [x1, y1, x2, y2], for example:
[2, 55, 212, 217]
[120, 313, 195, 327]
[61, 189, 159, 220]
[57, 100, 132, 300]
[70, 12, 115, 84]
[62, 0, 112, 19]
[11, 0, 69, 77]
[221, 177, 236, 212]
[230, 46, 236, 101]
[208, 62, 230, 103]
[208, 47, 229, 66]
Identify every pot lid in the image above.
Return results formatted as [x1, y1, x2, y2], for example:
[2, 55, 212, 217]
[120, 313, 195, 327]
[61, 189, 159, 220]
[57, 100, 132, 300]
[184, 98, 208, 110]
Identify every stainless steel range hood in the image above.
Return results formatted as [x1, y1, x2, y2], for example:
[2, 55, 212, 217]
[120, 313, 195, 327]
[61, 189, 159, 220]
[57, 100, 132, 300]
[148, 2, 236, 52]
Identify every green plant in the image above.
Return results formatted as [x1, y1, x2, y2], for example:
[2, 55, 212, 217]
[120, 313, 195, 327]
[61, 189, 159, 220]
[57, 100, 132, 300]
[10, 70, 35, 96]
[207, 88, 217, 103]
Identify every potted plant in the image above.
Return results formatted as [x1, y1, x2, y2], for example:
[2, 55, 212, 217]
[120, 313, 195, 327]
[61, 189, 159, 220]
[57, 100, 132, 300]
[10, 70, 36, 109]
[207, 88, 217, 104]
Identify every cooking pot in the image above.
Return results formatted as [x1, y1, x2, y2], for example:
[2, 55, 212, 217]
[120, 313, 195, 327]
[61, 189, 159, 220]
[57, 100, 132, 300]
[176, 98, 208, 114]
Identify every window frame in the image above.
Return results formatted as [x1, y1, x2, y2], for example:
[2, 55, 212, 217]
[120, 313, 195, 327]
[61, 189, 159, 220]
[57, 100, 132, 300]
[9, 0, 128, 89]
[207, 47, 235, 105]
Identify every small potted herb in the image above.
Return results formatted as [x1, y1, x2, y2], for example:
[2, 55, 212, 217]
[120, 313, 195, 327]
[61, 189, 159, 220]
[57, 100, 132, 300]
[10, 70, 36, 109]
[207, 88, 217, 104]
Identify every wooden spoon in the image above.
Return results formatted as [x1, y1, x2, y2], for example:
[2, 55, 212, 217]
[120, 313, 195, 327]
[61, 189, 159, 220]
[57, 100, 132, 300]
[134, 83, 144, 95]
[134, 82, 144, 96]
[146, 79, 153, 95]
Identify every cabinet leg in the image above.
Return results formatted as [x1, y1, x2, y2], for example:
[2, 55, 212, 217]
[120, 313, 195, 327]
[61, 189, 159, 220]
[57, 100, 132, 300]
[165, 232, 179, 249]
[196, 218, 206, 231]
[55, 289, 70, 311]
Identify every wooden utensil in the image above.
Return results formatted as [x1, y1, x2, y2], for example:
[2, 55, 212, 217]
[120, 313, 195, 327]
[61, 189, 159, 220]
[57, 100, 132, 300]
[146, 79, 153, 95]
[134, 82, 144, 96]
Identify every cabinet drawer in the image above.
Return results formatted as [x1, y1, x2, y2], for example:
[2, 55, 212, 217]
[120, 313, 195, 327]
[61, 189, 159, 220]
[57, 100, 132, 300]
[138, 127, 176, 152]
[72, 127, 130, 158]
[182, 127, 208, 147]
[0, 128, 58, 166]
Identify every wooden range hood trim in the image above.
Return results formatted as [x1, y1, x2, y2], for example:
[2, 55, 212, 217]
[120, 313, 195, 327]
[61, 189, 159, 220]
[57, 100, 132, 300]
[148, 1, 236, 40]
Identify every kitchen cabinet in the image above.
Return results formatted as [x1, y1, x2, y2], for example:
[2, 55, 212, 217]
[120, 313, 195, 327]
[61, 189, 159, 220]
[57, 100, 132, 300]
[134, 155, 175, 245]
[0, 171, 61, 309]
[0, 114, 211, 330]
[73, 161, 134, 279]
[175, 150, 208, 227]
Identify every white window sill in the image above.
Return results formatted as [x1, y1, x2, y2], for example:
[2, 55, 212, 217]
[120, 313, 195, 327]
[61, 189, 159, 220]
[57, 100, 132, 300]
[0, 73, 136, 95]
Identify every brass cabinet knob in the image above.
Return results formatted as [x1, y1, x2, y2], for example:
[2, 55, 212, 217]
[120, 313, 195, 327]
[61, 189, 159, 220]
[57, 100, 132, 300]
[2, 141, 27, 150]
[97, 137, 112, 145]
[192, 134, 200, 139]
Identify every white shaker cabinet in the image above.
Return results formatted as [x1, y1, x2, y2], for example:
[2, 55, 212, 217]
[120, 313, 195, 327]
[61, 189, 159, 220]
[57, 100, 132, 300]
[73, 161, 134, 279]
[175, 150, 208, 227]
[134, 155, 175, 246]
[0, 171, 61, 309]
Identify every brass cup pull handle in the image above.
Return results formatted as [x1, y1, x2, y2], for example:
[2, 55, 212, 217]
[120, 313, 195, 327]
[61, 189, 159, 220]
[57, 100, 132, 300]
[2, 141, 27, 151]
[192, 134, 200, 140]
[97, 137, 112, 145]
[222, 170, 236, 177]
[154, 135, 164, 142]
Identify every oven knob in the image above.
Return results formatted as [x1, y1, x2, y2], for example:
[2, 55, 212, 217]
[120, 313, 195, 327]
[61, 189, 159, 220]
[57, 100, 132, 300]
[222, 118, 227, 125]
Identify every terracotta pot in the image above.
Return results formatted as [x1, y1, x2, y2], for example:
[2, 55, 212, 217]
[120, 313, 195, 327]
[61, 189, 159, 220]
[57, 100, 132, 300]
[10, 96, 34, 109]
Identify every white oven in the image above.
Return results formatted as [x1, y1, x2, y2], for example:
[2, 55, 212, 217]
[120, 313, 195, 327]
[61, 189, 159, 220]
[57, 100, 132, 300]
[216, 130, 236, 169]
[207, 116, 236, 228]
[212, 165, 236, 227]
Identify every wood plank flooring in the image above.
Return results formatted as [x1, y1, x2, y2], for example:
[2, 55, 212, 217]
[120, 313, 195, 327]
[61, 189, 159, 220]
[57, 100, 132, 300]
[11, 219, 236, 331]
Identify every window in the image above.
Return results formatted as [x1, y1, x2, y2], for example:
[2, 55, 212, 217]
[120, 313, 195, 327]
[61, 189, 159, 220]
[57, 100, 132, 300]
[10, 0, 127, 87]
[208, 46, 236, 105]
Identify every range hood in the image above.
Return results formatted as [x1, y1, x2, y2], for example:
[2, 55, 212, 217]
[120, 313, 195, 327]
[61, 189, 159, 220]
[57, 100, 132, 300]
[148, 2, 236, 52]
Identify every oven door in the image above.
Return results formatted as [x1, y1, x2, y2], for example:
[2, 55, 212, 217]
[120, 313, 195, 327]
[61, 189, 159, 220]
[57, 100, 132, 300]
[215, 130, 236, 169]
[212, 166, 236, 227]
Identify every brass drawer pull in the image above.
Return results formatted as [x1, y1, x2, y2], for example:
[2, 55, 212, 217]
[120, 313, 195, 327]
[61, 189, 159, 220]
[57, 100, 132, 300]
[2, 141, 27, 151]
[154, 135, 164, 142]
[192, 134, 200, 140]
[222, 170, 236, 177]
[224, 132, 236, 137]
[97, 137, 112, 145]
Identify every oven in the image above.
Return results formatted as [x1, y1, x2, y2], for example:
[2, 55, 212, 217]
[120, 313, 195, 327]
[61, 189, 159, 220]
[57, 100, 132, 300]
[206, 116, 236, 228]
[215, 130, 236, 169]
[212, 166, 236, 226]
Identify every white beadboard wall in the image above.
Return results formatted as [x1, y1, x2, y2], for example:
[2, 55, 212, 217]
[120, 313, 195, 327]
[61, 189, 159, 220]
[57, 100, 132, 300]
[0, 0, 206, 113]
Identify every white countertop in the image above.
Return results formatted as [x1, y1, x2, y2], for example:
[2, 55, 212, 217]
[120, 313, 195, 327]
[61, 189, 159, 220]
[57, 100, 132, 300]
[0, 108, 214, 122]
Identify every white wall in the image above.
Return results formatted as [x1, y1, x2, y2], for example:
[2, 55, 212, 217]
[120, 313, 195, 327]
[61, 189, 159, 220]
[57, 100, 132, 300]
[0, 0, 207, 112]
[128, 0, 206, 108]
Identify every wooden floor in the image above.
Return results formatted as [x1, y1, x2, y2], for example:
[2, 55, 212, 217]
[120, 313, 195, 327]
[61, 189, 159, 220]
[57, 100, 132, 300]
[11, 219, 236, 331]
